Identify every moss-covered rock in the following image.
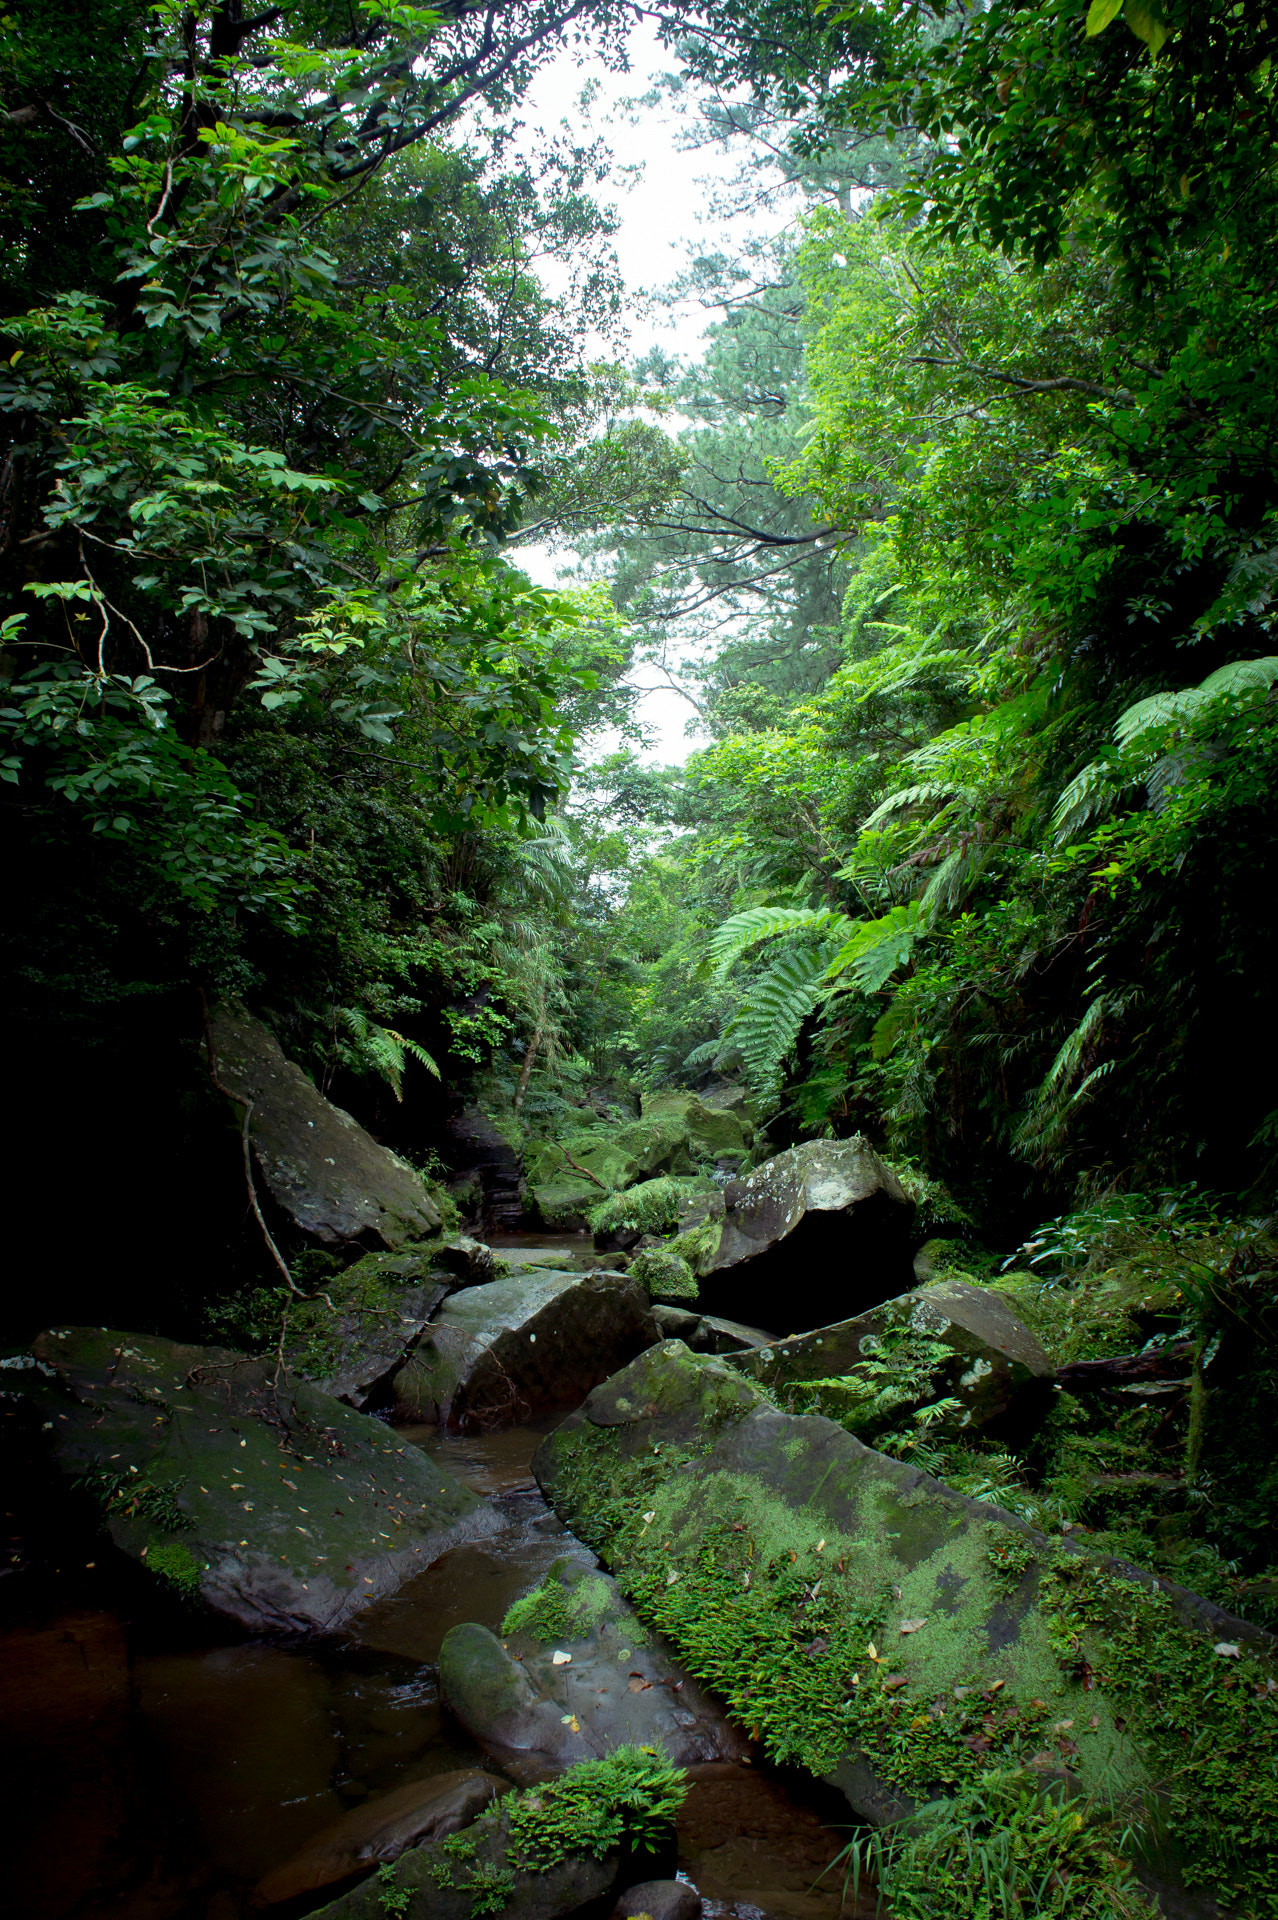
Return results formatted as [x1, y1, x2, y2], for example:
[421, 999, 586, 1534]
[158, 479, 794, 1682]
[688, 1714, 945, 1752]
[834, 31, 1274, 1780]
[8, 1328, 497, 1634]
[390, 1271, 657, 1428]
[313, 1749, 687, 1920]
[640, 1090, 752, 1159]
[625, 1246, 699, 1304]
[279, 1237, 496, 1408]
[438, 1556, 747, 1779]
[533, 1342, 1278, 1918]
[731, 1277, 1051, 1443]
[588, 1178, 712, 1251]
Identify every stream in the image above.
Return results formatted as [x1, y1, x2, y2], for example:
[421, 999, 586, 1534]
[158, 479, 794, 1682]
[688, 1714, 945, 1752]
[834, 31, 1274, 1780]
[2, 1238, 860, 1920]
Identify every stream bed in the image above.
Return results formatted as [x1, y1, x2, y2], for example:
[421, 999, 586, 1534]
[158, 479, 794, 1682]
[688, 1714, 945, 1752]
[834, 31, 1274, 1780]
[1, 1242, 861, 1920]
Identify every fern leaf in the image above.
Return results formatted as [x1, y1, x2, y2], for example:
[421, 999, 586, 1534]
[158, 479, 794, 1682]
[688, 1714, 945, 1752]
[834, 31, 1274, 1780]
[824, 903, 921, 991]
[724, 941, 839, 1095]
[1051, 759, 1122, 844]
[860, 784, 953, 832]
[705, 905, 852, 979]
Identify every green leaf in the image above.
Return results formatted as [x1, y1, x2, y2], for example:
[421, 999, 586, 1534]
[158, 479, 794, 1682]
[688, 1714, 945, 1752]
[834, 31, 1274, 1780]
[1085, 0, 1124, 33]
[1122, 0, 1169, 53]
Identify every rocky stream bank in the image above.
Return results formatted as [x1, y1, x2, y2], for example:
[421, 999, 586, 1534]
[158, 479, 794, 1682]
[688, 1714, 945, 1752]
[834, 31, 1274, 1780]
[3, 1003, 1276, 1920]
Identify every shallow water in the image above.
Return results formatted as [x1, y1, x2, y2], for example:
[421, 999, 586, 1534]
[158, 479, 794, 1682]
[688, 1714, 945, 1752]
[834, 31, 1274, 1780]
[1, 1283, 863, 1920]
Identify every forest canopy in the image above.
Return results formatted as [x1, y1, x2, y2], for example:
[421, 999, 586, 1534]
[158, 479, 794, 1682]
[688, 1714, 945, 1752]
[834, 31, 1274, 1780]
[3, 0, 1277, 1295]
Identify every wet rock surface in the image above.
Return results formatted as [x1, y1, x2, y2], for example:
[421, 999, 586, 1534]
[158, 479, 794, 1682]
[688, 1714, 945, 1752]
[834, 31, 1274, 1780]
[652, 1306, 776, 1355]
[439, 1556, 749, 1780]
[731, 1277, 1051, 1437]
[251, 1767, 506, 1906]
[390, 1271, 657, 1428]
[209, 999, 442, 1250]
[611, 1879, 702, 1920]
[675, 1138, 916, 1334]
[444, 1108, 527, 1236]
[13, 1327, 497, 1634]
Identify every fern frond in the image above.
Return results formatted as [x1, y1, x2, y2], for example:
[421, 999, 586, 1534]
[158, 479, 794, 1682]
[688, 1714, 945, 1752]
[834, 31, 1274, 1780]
[918, 846, 984, 921]
[860, 783, 954, 831]
[824, 903, 921, 992]
[337, 1007, 439, 1101]
[682, 1038, 723, 1069]
[724, 939, 842, 1095]
[705, 905, 853, 979]
[1051, 759, 1123, 844]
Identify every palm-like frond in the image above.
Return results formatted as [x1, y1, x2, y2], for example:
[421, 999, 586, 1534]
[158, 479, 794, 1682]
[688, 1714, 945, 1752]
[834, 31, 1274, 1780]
[824, 902, 921, 991]
[860, 782, 954, 831]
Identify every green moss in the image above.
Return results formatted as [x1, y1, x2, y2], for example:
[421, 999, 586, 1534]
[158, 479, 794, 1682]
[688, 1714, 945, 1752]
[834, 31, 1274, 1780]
[628, 1246, 699, 1303]
[588, 1176, 706, 1240]
[500, 1565, 618, 1642]
[669, 1212, 724, 1276]
[1039, 1557, 1278, 1915]
[146, 1539, 205, 1598]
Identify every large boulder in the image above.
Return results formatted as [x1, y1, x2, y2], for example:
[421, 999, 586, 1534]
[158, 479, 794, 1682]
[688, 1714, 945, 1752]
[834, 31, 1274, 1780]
[439, 1556, 749, 1781]
[670, 1137, 914, 1335]
[533, 1341, 1278, 1917]
[730, 1277, 1051, 1441]
[282, 1238, 497, 1410]
[252, 1769, 506, 1907]
[209, 999, 442, 1250]
[390, 1271, 658, 1428]
[10, 1328, 497, 1634]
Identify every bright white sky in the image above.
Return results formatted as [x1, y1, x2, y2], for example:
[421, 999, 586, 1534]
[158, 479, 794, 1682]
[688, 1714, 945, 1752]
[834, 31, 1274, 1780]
[508, 21, 793, 767]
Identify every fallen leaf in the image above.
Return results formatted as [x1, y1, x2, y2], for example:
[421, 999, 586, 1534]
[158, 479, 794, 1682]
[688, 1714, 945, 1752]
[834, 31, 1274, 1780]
[1214, 1642, 1241, 1658]
[815, 1538, 825, 1552]
[1054, 1719, 1075, 1732]
[1028, 1750, 1059, 1769]
[628, 1677, 651, 1693]
[642, 1511, 656, 1525]
[551, 1650, 572, 1666]
[883, 1674, 907, 1692]
[987, 1679, 1005, 1693]
[954, 1686, 973, 1699]
[899, 1617, 928, 1635]
[910, 1715, 930, 1730]
[866, 1642, 879, 1662]
[666, 1568, 680, 1585]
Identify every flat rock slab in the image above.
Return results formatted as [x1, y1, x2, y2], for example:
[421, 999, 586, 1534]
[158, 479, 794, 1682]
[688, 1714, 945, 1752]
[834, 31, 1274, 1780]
[15, 1328, 497, 1634]
[678, 1138, 915, 1335]
[533, 1341, 1278, 1915]
[440, 1556, 749, 1780]
[210, 998, 441, 1249]
[252, 1768, 506, 1906]
[391, 1271, 657, 1428]
[731, 1278, 1050, 1437]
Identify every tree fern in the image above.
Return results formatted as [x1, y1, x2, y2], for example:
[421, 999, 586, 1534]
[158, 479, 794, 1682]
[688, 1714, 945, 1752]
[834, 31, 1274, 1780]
[706, 904, 853, 978]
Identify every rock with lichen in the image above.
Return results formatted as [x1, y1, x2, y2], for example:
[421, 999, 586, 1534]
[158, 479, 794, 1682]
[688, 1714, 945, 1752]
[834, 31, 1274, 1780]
[667, 1138, 916, 1335]
[533, 1340, 1278, 1917]
[6, 1327, 497, 1634]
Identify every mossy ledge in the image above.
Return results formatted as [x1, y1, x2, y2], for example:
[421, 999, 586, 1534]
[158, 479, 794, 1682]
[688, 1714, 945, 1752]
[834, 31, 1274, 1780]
[533, 1341, 1278, 1919]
